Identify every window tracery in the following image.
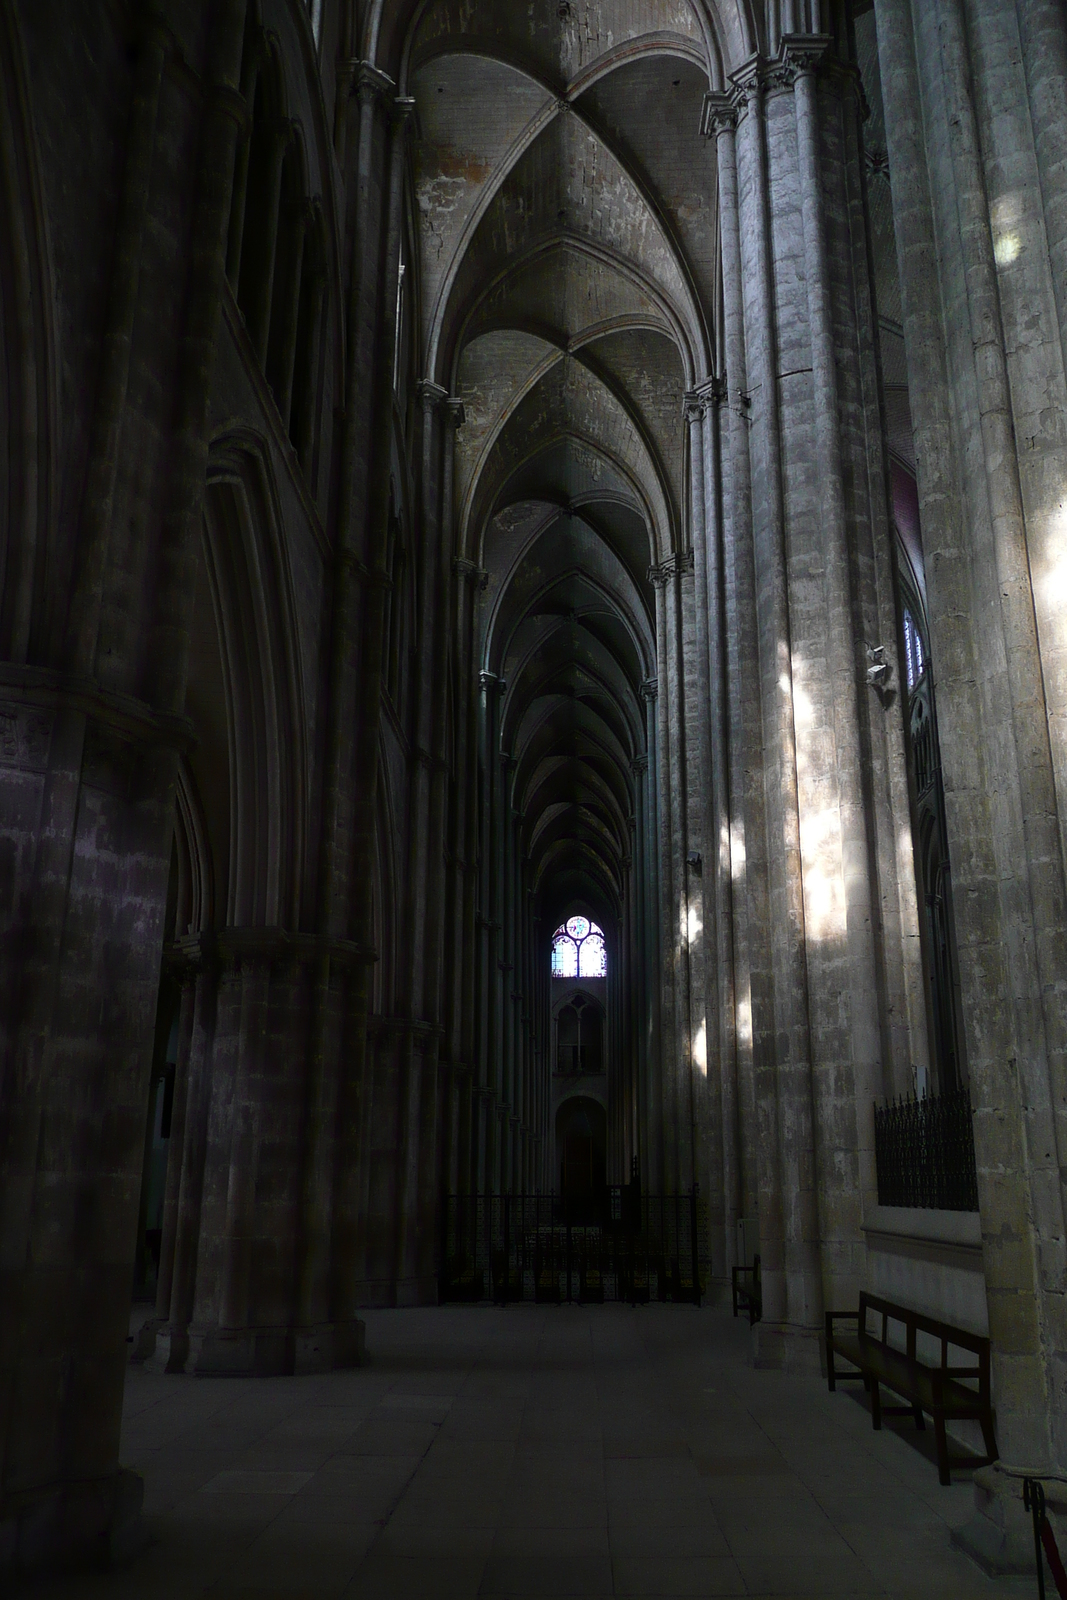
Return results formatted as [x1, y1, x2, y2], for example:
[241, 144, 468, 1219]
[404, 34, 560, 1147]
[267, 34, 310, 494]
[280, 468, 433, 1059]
[551, 916, 607, 978]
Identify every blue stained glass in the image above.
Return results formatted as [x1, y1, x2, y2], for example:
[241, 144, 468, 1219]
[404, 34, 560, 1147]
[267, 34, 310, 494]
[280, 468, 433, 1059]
[552, 936, 578, 977]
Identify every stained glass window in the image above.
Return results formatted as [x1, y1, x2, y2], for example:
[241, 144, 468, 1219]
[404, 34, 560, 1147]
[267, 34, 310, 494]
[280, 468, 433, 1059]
[903, 608, 926, 693]
[551, 917, 607, 977]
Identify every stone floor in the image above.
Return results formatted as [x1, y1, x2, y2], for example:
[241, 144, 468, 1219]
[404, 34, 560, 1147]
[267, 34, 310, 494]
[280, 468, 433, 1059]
[27, 1304, 1033, 1599]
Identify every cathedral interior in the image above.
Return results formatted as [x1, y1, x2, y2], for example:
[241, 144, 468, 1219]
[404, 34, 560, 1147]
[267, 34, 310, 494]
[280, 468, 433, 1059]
[2, 0, 1067, 1591]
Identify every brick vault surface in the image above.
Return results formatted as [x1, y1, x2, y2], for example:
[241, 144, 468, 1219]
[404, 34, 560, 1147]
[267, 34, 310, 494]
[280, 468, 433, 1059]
[24, 1305, 1031, 1599]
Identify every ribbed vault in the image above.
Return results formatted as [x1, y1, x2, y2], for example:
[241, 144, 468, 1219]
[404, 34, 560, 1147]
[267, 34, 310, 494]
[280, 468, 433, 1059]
[408, 0, 712, 1022]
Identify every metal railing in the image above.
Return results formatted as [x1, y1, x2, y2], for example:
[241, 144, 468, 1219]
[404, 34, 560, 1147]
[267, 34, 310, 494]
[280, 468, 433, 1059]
[439, 1188, 705, 1305]
[874, 1085, 979, 1211]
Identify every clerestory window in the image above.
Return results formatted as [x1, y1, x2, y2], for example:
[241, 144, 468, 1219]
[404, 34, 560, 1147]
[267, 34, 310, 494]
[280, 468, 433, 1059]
[551, 916, 607, 978]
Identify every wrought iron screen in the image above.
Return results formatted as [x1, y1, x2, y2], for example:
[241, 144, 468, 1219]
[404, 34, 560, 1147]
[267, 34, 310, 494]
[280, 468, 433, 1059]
[440, 1190, 705, 1305]
[874, 1086, 979, 1211]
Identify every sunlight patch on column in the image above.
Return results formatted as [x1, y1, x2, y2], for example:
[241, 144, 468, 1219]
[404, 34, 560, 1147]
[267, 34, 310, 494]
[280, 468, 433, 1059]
[792, 663, 846, 946]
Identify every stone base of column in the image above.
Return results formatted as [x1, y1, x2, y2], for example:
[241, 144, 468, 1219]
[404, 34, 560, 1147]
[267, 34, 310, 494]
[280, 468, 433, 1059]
[0, 1467, 147, 1577]
[751, 1320, 824, 1375]
[951, 1463, 1067, 1576]
[294, 1321, 366, 1374]
[143, 1319, 366, 1376]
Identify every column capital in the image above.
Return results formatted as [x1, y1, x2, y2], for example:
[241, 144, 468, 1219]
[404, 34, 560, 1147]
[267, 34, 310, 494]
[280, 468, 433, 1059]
[417, 378, 449, 411]
[480, 670, 506, 695]
[392, 94, 419, 135]
[683, 392, 707, 425]
[728, 55, 765, 112]
[640, 677, 659, 703]
[630, 754, 649, 775]
[701, 90, 737, 139]
[694, 375, 727, 407]
[648, 550, 694, 586]
[354, 61, 395, 109]
[446, 397, 466, 429]
[778, 33, 832, 82]
[454, 556, 487, 588]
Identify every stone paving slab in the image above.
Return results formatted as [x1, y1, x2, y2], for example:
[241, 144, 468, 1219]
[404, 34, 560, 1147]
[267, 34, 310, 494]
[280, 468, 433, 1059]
[20, 1305, 1034, 1599]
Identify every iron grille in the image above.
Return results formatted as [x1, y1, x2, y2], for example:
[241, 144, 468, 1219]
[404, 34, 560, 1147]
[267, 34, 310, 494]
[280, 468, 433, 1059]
[874, 1086, 979, 1211]
[439, 1189, 705, 1305]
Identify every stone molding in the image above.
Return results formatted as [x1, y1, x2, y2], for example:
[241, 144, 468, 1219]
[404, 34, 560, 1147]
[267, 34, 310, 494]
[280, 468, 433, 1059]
[863, 1203, 982, 1249]
[0, 662, 195, 754]
[163, 927, 377, 974]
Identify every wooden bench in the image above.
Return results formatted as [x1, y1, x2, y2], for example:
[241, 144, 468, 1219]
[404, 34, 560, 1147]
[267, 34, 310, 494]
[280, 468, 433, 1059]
[826, 1292, 997, 1485]
[732, 1254, 761, 1325]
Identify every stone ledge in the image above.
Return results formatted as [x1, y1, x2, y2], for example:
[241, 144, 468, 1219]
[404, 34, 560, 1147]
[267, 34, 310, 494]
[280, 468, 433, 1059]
[863, 1204, 982, 1249]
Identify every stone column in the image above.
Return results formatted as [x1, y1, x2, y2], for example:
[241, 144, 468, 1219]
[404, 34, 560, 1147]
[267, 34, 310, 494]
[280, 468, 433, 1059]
[732, 54, 822, 1361]
[393, 377, 448, 1301]
[333, 81, 415, 1317]
[155, 948, 218, 1373]
[0, 0, 246, 1572]
[787, 33, 883, 1289]
[649, 570, 683, 1192]
[874, 0, 1067, 1563]
[630, 756, 649, 1181]
[704, 91, 764, 1227]
[683, 392, 721, 1255]
[476, 672, 505, 1191]
[701, 380, 740, 1278]
[640, 678, 662, 1189]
